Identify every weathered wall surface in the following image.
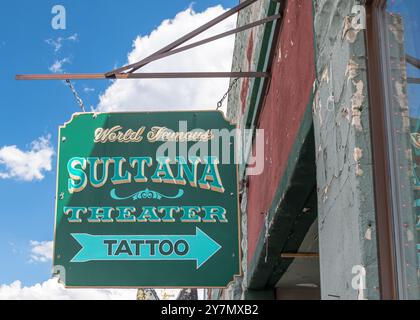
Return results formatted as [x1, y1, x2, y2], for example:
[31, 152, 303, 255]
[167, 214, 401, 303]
[222, 0, 380, 300]
[225, 0, 315, 298]
[227, 0, 273, 125]
[224, 0, 278, 300]
[246, 0, 315, 267]
[312, 0, 380, 299]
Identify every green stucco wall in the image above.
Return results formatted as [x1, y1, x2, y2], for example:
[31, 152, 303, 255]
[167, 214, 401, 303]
[218, 0, 381, 301]
[312, 0, 380, 300]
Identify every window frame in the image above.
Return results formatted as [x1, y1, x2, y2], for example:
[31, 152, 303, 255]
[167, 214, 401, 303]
[366, 0, 420, 300]
[365, 0, 399, 300]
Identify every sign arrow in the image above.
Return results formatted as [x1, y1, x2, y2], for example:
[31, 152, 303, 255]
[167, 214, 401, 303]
[71, 227, 222, 269]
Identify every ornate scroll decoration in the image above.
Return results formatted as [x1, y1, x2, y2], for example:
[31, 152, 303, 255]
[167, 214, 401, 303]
[110, 188, 184, 201]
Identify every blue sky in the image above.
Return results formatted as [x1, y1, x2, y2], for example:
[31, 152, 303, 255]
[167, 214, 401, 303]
[0, 0, 236, 288]
[388, 0, 420, 118]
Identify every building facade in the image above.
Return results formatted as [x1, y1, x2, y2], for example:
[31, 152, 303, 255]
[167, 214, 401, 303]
[208, 0, 420, 300]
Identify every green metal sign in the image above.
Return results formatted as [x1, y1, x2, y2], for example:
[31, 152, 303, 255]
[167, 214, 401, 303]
[53, 111, 241, 288]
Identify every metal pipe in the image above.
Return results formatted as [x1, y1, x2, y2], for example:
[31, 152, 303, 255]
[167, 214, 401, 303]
[406, 54, 420, 69]
[16, 72, 268, 81]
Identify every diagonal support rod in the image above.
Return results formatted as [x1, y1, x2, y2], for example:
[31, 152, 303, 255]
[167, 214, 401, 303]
[408, 78, 420, 84]
[105, 0, 260, 76]
[407, 54, 420, 69]
[406, 55, 420, 84]
[16, 0, 275, 82]
[125, 14, 281, 73]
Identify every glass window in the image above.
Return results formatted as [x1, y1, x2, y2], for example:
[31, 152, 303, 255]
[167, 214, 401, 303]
[381, 0, 420, 299]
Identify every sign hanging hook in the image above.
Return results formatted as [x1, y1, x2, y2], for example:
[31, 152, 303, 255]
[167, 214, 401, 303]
[65, 79, 86, 113]
[217, 77, 240, 110]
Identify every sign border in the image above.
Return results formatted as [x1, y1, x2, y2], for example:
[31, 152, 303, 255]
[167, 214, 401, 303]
[52, 110, 242, 289]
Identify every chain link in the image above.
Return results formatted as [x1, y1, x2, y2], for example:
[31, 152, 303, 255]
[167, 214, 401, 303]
[65, 79, 86, 112]
[217, 77, 240, 110]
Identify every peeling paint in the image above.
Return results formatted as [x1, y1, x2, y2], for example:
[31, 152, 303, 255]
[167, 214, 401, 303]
[356, 167, 364, 177]
[315, 90, 323, 125]
[354, 148, 363, 162]
[351, 80, 365, 131]
[407, 229, 414, 242]
[313, 0, 379, 301]
[365, 227, 372, 240]
[394, 81, 410, 132]
[321, 66, 330, 83]
[395, 81, 409, 111]
[345, 59, 359, 81]
[341, 107, 350, 121]
[389, 16, 404, 44]
[342, 16, 363, 43]
[355, 147, 364, 177]
[323, 185, 329, 203]
[313, 90, 319, 115]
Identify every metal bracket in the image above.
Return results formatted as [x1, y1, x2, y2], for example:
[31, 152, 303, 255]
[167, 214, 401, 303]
[406, 55, 420, 84]
[105, 0, 261, 76]
[407, 54, 420, 69]
[16, 0, 279, 81]
[16, 72, 268, 81]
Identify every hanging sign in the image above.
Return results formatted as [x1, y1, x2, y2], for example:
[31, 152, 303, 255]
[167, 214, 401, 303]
[53, 111, 241, 288]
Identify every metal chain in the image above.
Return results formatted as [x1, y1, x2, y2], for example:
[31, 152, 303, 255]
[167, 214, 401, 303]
[65, 79, 86, 112]
[217, 77, 240, 110]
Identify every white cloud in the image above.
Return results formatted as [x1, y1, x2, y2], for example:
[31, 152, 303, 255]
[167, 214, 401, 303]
[45, 34, 78, 52]
[29, 241, 53, 263]
[9, 242, 18, 254]
[1, 6, 233, 300]
[0, 279, 205, 300]
[83, 87, 95, 93]
[97, 5, 236, 112]
[67, 34, 78, 42]
[23, 240, 191, 299]
[49, 57, 70, 73]
[46, 34, 77, 73]
[0, 279, 136, 300]
[0, 135, 54, 181]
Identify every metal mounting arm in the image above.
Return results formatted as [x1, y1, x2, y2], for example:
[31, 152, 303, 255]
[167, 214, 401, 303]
[105, 0, 260, 76]
[407, 54, 420, 69]
[15, 0, 280, 81]
[16, 72, 268, 81]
